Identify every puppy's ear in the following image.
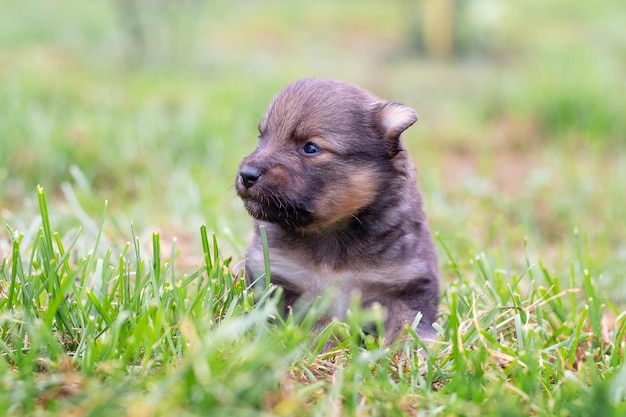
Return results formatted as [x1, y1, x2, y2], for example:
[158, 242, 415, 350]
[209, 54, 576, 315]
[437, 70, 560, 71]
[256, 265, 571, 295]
[374, 102, 418, 157]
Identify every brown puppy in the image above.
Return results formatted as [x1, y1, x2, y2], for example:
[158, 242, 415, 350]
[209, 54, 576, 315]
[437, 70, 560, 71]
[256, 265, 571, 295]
[236, 78, 439, 341]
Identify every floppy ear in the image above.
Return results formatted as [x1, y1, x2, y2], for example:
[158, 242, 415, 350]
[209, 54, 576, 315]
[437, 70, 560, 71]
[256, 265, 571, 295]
[374, 102, 418, 157]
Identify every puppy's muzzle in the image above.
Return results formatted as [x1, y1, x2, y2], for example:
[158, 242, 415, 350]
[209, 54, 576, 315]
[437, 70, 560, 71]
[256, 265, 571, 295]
[239, 167, 262, 189]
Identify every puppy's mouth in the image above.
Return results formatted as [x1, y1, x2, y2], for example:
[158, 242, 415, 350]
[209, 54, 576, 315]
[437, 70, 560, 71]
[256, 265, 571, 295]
[240, 193, 314, 229]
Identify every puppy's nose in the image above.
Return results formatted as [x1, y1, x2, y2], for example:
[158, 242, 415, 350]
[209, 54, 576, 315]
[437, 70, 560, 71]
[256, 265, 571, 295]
[239, 167, 262, 189]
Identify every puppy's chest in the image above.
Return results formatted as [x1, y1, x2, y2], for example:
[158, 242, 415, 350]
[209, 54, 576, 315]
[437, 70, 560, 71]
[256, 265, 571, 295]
[247, 249, 400, 295]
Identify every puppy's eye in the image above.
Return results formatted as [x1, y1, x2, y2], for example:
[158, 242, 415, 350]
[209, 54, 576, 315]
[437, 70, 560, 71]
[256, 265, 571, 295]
[302, 142, 322, 155]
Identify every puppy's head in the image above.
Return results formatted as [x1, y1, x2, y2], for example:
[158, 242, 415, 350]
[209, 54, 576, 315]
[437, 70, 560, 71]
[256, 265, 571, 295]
[236, 78, 417, 232]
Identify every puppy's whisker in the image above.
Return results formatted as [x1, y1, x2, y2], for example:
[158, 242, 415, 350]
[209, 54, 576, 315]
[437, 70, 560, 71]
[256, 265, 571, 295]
[351, 214, 363, 226]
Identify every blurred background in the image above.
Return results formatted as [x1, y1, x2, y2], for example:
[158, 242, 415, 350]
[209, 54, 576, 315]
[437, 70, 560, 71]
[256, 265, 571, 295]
[0, 0, 624, 297]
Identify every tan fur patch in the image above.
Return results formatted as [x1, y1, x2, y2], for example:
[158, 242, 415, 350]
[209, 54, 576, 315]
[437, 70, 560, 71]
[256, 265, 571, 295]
[307, 167, 380, 231]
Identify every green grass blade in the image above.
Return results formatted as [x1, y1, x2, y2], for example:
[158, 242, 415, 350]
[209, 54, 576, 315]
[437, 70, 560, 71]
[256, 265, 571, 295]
[7, 228, 23, 310]
[259, 224, 271, 290]
[200, 224, 213, 272]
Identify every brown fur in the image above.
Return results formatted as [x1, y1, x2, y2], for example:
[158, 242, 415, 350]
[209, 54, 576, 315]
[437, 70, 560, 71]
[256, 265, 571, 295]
[236, 78, 440, 342]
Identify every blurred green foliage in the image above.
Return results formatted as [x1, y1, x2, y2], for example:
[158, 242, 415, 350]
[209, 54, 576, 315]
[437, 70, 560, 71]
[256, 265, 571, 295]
[0, 0, 624, 286]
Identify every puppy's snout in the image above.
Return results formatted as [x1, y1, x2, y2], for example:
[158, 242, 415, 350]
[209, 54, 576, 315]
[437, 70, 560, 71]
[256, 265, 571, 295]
[239, 167, 262, 189]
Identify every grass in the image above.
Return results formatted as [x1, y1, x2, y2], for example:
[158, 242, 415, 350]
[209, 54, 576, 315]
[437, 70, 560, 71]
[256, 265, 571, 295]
[1, 188, 626, 416]
[1, 0, 626, 415]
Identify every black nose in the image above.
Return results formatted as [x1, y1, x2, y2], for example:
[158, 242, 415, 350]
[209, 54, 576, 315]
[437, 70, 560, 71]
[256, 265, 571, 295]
[239, 167, 262, 189]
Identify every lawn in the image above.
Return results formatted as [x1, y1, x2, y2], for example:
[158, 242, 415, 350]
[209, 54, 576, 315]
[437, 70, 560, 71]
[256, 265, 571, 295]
[1, 0, 625, 415]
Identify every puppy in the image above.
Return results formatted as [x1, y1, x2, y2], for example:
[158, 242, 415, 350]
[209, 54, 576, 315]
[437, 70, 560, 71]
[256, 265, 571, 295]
[236, 78, 439, 342]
